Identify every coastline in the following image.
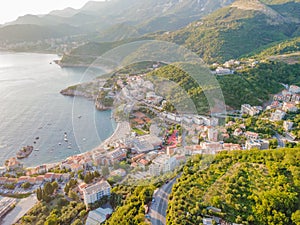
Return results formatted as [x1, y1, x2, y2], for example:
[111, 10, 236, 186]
[26, 121, 131, 171]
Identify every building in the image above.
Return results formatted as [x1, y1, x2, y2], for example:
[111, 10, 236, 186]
[284, 121, 294, 131]
[245, 139, 269, 150]
[107, 148, 127, 162]
[271, 109, 286, 121]
[83, 180, 111, 207]
[207, 127, 219, 142]
[241, 104, 262, 116]
[149, 154, 177, 176]
[245, 131, 259, 140]
[282, 102, 298, 113]
[133, 135, 162, 153]
[86, 207, 113, 225]
[289, 85, 300, 94]
[5, 158, 23, 171]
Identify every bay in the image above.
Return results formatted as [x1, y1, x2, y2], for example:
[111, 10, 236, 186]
[0, 52, 116, 167]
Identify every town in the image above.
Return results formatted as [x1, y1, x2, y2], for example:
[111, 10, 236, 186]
[1, 62, 300, 224]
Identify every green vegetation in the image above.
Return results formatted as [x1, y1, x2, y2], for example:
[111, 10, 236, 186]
[159, 1, 300, 63]
[17, 196, 86, 225]
[104, 185, 155, 225]
[146, 61, 300, 113]
[0, 193, 31, 199]
[166, 148, 300, 225]
[36, 181, 59, 203]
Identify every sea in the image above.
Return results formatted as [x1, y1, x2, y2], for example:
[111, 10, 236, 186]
[0, 52, 116, 167]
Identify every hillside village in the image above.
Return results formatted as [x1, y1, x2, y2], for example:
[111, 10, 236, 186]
[1, 64, 300, 224]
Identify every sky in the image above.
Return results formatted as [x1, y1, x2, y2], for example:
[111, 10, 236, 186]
[0, 0, 102, 24]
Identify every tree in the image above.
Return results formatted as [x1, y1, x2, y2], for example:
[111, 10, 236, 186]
[292, 210, 300, 225]
[68, 190, 79, 201]
[71, 219, 83, 225]
[44, 182, 54, 196]
[36, 187, 43, 201]
[269, 138, 278, 149]
[22, 182, 31, 189]
[102, 166, 110, 177]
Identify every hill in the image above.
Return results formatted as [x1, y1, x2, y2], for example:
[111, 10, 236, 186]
[0, 0, 235, 46]
[166, 148, 300, 225]
[158, 0, 300, 63]
[0, 24, 82, 43]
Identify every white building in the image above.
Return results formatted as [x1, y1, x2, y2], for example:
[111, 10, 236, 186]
[149, 154, 177, 176]
[271, 109, 286, 121]
[284, 121, 294, 131]
[83, 180, 111, 207]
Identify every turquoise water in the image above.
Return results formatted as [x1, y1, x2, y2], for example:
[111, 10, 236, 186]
[0, 52, 116, 167]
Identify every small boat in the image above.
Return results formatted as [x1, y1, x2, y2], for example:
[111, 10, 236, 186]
[67, 145, 72, 149]
[33, 141, 36, 144]
[64, 138, 68, 142]
[58, 142, 62, 146]
[83, 138, 86, 141]
[78, 115, 82, 119]
[35, 137, 39, 140]
[34, 149, 39, 151]
[16, 146, 33, 159]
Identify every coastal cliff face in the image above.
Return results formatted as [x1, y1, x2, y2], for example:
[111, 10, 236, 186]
[60, 88, 96, 99]
[60, 79, 114, 111]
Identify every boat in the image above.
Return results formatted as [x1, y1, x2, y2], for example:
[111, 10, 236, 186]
[64, 138, 68, 142]
[67, 145, 72, 149]
[34, 148, 39, 151]
[16, 146, 34, 159]
[78, 115, 82, 119]
[58, 142, 62, 146]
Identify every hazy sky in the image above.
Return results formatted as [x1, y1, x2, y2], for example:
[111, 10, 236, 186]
[0, 0, 102, 24]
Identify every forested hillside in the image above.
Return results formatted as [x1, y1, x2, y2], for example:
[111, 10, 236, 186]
[167, 148, 300, 225]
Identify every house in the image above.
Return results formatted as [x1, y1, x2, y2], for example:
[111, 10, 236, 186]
[222, 143, 242, 151]
[110, 169, 127, 177]
[289, 85, 300, 94]
[5, 157, 23, 171]
[245, 131, 259, 140]
[61, 173, 71, 182]
[137, 159, 149, 170]
[44, 172, 54, 182]
[53, 173, 62, 182]
[83, 180, 111, 207]
[0, 177, 8, 184]
[233, 128, 243, 136]
[207, 127, 219, 142]
[28, 177, 37, 185]
[282, 102, 298, 112]
[6, 178, 17, 184]
[17, 176, 29, 184]
[70, 163, 84, 173]
[271, 109, 286, 121]
[36, 175, 45, 184]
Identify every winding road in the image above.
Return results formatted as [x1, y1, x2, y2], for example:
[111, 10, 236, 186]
[150, 176, 179, 225]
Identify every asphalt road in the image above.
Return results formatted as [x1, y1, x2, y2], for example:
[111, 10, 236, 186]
[1, 194, 37, 225]
[150, 177, 178, 225]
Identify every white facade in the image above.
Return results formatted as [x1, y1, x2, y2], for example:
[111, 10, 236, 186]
[83, 180, 111, 207]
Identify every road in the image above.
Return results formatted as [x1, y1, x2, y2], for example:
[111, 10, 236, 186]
[1, 194, 37, 225]
[150, 177, 179, 225]
[275, 132, 285, 148]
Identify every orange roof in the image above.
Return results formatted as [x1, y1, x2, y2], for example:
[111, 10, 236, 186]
[44, 173, 54, 179]
[134, 112, 146, 119]
[36, 175, 44, 182]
